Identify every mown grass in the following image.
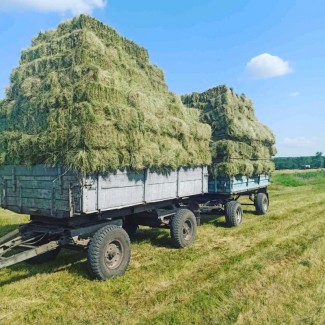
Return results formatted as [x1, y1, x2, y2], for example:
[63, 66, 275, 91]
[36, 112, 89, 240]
[0, 170, 325, 324]
[272, 169, 325, 188]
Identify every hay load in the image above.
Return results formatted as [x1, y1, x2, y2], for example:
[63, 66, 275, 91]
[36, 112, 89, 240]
[182, 86, 276, 177]
[0, 15, 211, 174]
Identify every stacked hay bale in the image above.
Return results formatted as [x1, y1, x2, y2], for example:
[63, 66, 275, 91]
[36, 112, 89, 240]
[0, 15, 211, 174]
[182, 86, 276, 177]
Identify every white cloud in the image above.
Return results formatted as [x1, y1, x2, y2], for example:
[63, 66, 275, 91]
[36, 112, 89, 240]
[245, 53, 292, 80]
[283, 137, 313, 148]
[0, 0, 106, 15]
[289, 92, 299, 97]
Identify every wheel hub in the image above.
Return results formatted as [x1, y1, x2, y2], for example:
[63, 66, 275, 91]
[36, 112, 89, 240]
[105, 241, 123, 269]
[182, 220, 193, 241]
[236, 208, 242, 224]
[262, 197, 268, 210]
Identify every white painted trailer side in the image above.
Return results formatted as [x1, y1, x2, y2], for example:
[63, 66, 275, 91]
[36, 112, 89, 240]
[82, 167, 208, 213]
[0, 165, 208, 218]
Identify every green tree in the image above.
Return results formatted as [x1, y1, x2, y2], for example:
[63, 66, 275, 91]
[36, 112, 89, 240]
[312, 152, 324, 168]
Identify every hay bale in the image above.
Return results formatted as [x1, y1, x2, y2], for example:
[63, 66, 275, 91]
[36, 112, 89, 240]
[182, 85, 275, 145]
[211, 140, 276, 162]
[182, 86, 276, 177]
[0, 15, 211, 174]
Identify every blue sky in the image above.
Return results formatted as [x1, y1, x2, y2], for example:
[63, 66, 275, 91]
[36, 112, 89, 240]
[0, 0, 324, 157]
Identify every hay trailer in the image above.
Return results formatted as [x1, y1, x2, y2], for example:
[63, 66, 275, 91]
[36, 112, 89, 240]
[200, 175, 270, 226]
[0, 165, 208, 280]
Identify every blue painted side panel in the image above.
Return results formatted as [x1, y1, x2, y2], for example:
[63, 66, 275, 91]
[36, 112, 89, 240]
[208, 174, 270, 194]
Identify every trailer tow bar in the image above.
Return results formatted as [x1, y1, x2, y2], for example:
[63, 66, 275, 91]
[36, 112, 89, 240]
[0, 230, 60, 270]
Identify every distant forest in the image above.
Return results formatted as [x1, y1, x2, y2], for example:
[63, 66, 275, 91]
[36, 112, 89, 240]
[273, 152, 324, 170]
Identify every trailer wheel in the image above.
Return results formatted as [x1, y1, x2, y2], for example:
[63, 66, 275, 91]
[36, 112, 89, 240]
[87, 225, 131, 280]
[225, 201, 243, 227]
[255, 192, 269, 215]
[170, 209, 197, 248]
[26, 247, 61, 265]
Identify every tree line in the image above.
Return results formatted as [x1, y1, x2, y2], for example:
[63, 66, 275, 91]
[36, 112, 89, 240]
[273, 152, 324, 170]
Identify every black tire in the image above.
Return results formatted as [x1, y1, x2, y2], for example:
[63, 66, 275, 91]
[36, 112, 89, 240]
[170, 209, 197, 248]
[26, 247, 61, 265]
[225, 201, 243, 227]
[255, 192, 269, 215]
[122, 219, 138, 237]
[87, 225, 131, 280]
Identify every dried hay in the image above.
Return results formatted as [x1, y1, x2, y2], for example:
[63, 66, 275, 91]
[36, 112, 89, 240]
[0, 15, 211, 174]
[182, 86, 276, 177]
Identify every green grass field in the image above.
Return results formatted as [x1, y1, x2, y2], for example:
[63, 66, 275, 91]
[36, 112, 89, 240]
[0, 170, 324, 324]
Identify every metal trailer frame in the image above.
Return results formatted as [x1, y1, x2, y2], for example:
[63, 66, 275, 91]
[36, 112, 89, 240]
[198, 175, 271, 227]
[199, 186, 269, 211]
[0, 165, 208, 279]
[0, 166, 271, 279]
[0, 196, 201, 279]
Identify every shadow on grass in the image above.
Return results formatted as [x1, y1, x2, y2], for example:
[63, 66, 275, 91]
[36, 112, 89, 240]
[0, 228, 173, 285]
[0, 250, 90, 286]
[132, 228, 173, 248]
[200, 207, 259, 228]
[0, 221, 93, 285]
[244, 207, 266, 216]
[200, 212, 229, 228]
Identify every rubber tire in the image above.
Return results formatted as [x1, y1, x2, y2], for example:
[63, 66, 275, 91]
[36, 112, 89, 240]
[255, 192, 269, 215]
[87, 225, 131, 280]
[26, 247, 61, 265]
[122, 219, 138, 237]
[225, 201, 243, 227]
[170, 209, 197, 248]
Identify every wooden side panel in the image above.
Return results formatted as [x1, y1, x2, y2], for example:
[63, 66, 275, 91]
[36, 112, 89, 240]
[208, 174, 270, 194]
[0, 165, 81, 218]
[0, 165, 208, 218]
[178, 167, 205, 197]
[83, 167, 207, 213]
[144, 170, 177, 202]
[84, 171, 145, 213]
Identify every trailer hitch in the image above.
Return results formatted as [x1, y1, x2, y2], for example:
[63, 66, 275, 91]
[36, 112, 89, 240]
[0, 229, 60, 270]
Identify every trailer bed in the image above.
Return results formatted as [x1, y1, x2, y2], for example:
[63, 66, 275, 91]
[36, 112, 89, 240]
[208, 174, 270, 194]
[0, 165, 208, 219]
